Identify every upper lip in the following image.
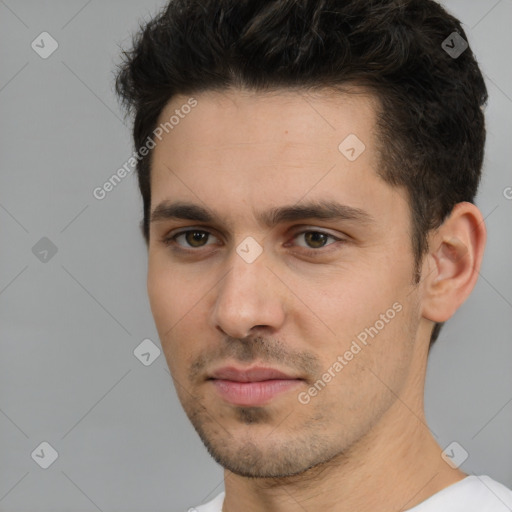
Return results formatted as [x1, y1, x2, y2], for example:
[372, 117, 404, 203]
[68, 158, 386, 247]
[209, 366, 301, 382]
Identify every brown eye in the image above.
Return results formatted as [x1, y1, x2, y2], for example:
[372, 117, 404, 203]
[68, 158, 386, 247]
[164, 229, 219, 249]
[292, 230, 339, 250]
[302, 231, 330, 249]
[183, 230, 210, 247]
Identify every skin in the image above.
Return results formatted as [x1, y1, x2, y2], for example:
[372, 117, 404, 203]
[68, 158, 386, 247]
[146, 87, 486, 512]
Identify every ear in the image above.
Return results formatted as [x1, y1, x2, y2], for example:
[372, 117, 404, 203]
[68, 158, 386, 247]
[421, 202, 487, 323]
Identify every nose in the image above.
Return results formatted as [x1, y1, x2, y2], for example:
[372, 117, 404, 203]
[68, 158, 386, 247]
[210, 250, 286, 340]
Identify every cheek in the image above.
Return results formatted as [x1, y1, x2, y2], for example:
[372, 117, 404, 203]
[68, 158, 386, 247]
[310, 306, 417, 428]
[147, 262, 204, 375]
[299, 267, 399, 337]
[147, 253, 193, 322]
[147, 265, 173, 328]
[301, 265, 416, 383]
[147, 262, 185, 355]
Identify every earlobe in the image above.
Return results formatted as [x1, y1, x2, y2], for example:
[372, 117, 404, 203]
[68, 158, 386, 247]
[421, 202, 486, 323]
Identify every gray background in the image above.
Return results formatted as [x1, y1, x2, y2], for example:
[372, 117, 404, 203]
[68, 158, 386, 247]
[0, 0, 511, 511]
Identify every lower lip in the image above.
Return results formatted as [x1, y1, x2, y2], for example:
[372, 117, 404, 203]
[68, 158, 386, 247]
[211, 379, 303, 406]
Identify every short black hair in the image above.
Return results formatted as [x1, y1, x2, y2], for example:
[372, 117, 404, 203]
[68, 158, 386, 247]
[114, 0, 488, 346]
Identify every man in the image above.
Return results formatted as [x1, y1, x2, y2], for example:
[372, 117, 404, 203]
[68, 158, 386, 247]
[114, 0, 512, 510]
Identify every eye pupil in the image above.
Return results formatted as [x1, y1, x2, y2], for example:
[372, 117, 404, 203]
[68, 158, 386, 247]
[187, 231, 207, 247]
[305, 232, 327, 248]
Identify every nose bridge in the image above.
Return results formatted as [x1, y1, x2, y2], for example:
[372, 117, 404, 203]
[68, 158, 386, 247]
[211, 245, 284, 339]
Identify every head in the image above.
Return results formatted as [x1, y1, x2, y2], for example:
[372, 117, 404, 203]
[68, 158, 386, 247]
[115, 0, 487, 478]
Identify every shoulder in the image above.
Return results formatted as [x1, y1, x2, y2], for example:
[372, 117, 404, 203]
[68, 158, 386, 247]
[187, 491, 225, 512]
[475, 476, 512, 509]
[407, 475, 512, 511]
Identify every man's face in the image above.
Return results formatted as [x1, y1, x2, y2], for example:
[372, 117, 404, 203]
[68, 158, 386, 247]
[147, 88, 425, 478]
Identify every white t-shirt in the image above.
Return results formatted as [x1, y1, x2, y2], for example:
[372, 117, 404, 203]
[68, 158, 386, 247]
[188, 475, 512, 511]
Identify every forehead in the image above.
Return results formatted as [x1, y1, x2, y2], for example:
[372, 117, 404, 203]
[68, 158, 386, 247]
[154, 86, 379, 159]
[149, 87, 409, 230]
[151, 86, 379, 184]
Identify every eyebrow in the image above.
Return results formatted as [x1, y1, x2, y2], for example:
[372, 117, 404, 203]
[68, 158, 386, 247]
[150, 199, 375, 229]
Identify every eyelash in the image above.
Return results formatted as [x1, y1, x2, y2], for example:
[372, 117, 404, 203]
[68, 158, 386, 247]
[161, 228, 344, 257]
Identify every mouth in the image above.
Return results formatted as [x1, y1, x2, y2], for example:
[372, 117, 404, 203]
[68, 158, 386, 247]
[207, 366, 304, 406]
